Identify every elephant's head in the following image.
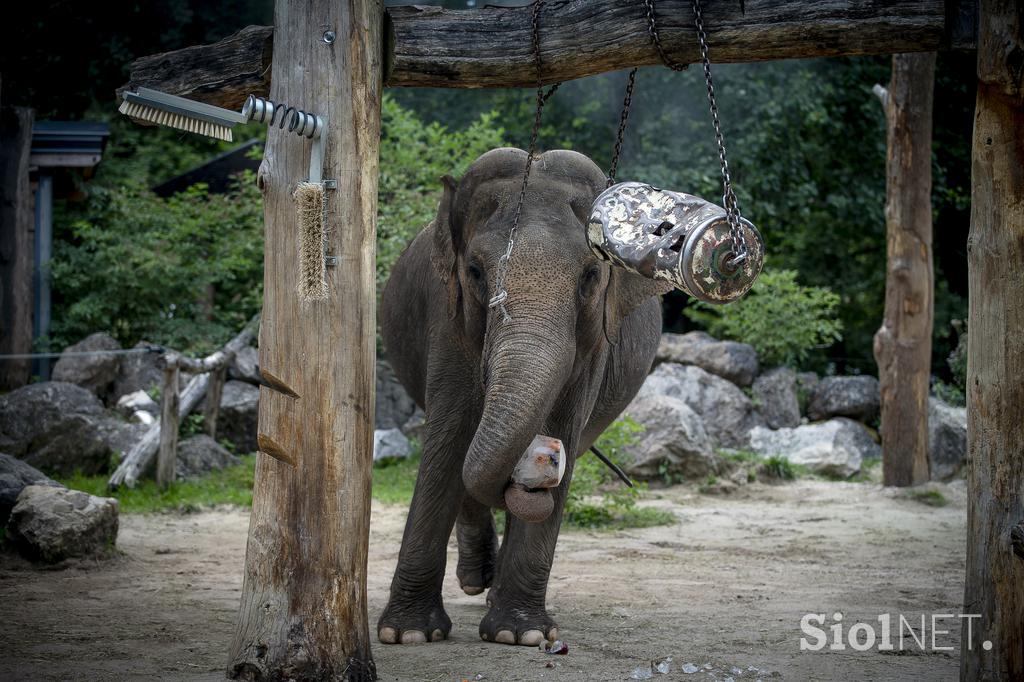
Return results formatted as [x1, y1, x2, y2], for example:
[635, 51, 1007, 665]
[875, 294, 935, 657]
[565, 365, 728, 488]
[430, 148, 671, 521]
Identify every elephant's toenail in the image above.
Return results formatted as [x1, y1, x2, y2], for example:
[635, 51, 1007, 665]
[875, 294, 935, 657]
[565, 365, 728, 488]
[519, 630, 544, 646]
[379, 627, 398, 644]
[547, 627, 559, 642]
[462, 585, 484, 596]
[495, 630, 516, 644]
[431, 628, 445, 642]
[400, 630, 427, 644]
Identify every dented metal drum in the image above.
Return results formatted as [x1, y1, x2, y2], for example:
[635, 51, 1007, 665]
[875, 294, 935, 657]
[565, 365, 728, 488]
[587, 182, 764, 304]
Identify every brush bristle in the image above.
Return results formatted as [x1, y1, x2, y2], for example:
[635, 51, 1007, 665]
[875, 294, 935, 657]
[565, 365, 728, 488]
[119, 100, 233, 142]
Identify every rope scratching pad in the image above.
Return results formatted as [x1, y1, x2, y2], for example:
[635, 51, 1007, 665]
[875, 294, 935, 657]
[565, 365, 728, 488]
[294, 181, 328, 301]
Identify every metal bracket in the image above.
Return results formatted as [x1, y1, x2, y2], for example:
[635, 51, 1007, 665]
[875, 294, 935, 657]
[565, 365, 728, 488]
[323, 179, 338, 190]
[325, 255, 338, 267]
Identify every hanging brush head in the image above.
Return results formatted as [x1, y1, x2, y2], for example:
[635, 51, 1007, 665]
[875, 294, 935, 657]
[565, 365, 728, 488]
[118, 87, 248, 142]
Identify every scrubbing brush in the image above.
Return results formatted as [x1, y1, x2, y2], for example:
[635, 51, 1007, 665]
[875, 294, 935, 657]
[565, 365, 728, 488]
[119, 87, 248, 141]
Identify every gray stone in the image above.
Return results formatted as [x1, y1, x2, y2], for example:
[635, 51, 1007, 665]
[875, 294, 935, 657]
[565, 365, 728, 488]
[215, 381, 259, 454]
[373, 428, 411, 463]
[0, 453, 63, 525]
[622, 393, 717, 480]
[795, 372, 820, 417]
[656, 331, 760, 387]
[111, 341, 166, 401]
[401, 407, 426, 443]
[928, 397, 967, 481]
[115, 389, 159, 417]
[228, 345, 260, 384]
[753, 367, 801, 429]
[635, 363, 763, 448]
[52, 332, 122, 399]
[6, 485, 118, 563]
[376, 360, 417, 429]
[176, 435, 241, 478]
[748, 418, 880, 478]
[0, 382, 121, 476]
[807, 375, 880, 422]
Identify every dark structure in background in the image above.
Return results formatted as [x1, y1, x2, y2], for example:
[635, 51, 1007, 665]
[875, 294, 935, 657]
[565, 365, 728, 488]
[152, 139, 261, 197]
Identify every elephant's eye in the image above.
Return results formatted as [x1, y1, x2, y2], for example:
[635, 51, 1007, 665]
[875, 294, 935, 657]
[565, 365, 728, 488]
[579, 265, 601, 296]
[467, 263, 483, 281]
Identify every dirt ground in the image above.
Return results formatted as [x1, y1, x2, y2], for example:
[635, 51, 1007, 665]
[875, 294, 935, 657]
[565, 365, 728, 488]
[1, 479, 967, 682]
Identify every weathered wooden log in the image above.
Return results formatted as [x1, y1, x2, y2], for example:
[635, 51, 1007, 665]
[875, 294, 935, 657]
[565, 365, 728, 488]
[203, 365, 227, 438]
[106, 319, 257, 489]
[960, 1, 1024, 678]
[118, 1, 972, 110]
[873, 53, 935, 487]
[156, 365, 181, 489]
[226, 0, 380, 678]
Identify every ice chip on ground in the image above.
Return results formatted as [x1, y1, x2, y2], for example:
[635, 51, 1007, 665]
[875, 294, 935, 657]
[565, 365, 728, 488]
[654, 656, 672, 674]
[731, 668, 744, 675]
[630, 665, 654, 680]
[541, 639, 569, 655]
[681, 662, 700, 674]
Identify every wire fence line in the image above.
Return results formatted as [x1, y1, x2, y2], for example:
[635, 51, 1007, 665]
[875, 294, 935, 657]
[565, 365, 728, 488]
[0, 346, 166, 361]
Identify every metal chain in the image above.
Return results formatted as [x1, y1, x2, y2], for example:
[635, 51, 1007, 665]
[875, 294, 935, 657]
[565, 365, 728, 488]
[489, 0, 554, 322]
[690, 0, 747, 265]
[644, 0, 689, 71]
[607, 67, 638, 187]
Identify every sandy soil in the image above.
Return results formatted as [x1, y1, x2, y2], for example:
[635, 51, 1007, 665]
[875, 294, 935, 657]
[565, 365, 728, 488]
[0, 479, 967, 682]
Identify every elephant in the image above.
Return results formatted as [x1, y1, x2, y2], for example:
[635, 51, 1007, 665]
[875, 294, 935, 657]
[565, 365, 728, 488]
[377, 147, 671, 647]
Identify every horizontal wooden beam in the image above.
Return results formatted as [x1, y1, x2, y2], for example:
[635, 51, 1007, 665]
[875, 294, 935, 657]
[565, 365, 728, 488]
[120, 1, 971, 110]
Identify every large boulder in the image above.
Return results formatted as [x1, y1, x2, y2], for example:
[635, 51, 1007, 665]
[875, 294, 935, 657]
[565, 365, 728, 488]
[622, 393, 717, 480]
[0, 453, 63, 525]
[51, 332, 122, 399]
[928, 397, 967, 481]
[5, 485, 118, 563]
[373, 428, 412, 463]
[176, 435, 241, 478]
[749, 418, 879, 478]
[655, 331, 759, 387]
[215, 380, 259, 454]
[752, 367, 802, 429]
[0, 382, 131, 476]
[111, 341, 165, 401]
[635, 362, 763, 448]
[115, 389, 159, 426]
[807, 375, 880, 423]
[228, 345, 261, 385]
[376, 360, 417, 429]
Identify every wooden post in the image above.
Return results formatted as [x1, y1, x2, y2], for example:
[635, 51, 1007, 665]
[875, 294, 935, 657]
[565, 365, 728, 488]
[960, 1, 1024, 679]
[156, 365, 180, 489]
[0, 106, 34, 390]
[227, 0, 381, 679]
[873, 53, 935, 487]
[203, 365, 227, 438]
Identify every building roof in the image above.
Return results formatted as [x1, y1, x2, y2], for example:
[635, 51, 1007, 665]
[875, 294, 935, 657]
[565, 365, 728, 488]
[152, 139, 262, 197]
[31, 121, 110, 168]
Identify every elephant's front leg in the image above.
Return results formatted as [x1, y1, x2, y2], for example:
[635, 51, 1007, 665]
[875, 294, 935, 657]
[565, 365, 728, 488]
[480, 469, 570, 647]
[378, 395, 476, 645]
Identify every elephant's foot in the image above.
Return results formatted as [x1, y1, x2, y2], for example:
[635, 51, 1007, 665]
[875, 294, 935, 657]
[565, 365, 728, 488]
[456, 541, 496, 596]
[479, 594, 558, 646]
[378, 595, 452, 645]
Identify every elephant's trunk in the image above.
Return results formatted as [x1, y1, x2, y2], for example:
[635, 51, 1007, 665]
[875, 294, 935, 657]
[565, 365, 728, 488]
[462, 317, 574, 521]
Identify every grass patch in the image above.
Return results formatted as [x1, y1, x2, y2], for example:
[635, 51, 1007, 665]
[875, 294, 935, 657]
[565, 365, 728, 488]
[57, 454, 258, 514]
[371, 453, 421, 505]
[762, 455, 797, 480]
[905, 489, 949, 507]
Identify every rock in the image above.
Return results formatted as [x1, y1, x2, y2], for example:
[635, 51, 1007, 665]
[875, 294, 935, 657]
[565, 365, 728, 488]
[752, 367, 801, 429]
[0, 453, 63, 525]
[51, 332, 122, 399]
[749, 418, 880, 478]
[795, 372, 820, 417]
[228, 345, 260, 384]
[111, 341, 165, 401]
[0, 382, 123, 476]
[373, 428, 411, 463]
[401, 407, 426, 443]
[655, 331, 759, 387]
[215, 381, 259, 454]
[622, 393, 717, 480]
[176, 435, 241, 478]
[928, 397, 967, 481]
[376, 360, 416, 429]
[5, 485, 118, 563]
[115, 389, 159, 417]
[807, 375, 880, 422]
[635, 363, 763, 448]
[94, 419, 147, 466]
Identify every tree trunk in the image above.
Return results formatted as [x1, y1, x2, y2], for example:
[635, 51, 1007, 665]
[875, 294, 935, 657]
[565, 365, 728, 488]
[226, 0, 381, 680]
[0, 107, 34, 390]
[873, 53, 935, 488]
[203, 365, 227, 438]
[156, 365, 180, 490]
[960, 1, 1024, 679]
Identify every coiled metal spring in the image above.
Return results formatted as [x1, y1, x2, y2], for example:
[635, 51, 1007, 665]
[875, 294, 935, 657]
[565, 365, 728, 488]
[242, 95, 323, 140]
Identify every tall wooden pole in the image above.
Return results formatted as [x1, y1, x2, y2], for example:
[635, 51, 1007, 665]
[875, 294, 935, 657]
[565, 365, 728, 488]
[873, 53, 935, 488]
[960, 1, 1024, 679]
[228, 1, 381, 680]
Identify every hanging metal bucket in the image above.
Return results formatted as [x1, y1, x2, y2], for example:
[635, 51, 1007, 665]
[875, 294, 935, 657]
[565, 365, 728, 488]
[587, 182, 764, 304]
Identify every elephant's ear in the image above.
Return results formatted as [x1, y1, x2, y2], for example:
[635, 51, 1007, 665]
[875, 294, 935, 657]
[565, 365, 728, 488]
[603, 268, 673, 344]
[430, 175, 461, 320]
